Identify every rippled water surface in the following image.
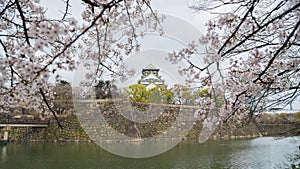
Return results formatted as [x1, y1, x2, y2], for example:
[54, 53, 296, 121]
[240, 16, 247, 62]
[0, 137, 299, 169]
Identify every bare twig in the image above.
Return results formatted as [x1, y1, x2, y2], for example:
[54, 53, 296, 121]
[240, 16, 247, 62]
[61, 0, 70, 20]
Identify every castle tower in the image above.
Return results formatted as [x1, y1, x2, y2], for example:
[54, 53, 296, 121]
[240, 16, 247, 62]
[138, 64, 165, 89]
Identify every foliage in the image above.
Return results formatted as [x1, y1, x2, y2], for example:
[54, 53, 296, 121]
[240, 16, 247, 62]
[195, 87, 210, 98]
[94, 80, 117, 99]
[125, 84, 173, 104]
[168, 0, 300, 126]
[60, 80, 69, 85]
[52, 81, 73, 115]
[172, 84, 218, 106]
[0, 0, 160, 114]
[172, 84, 196, 105]
[125, 83, 218, 106]
[149, 85, 174, 104]
[0, 0, 299, 128]
[125, 84, 149, 103]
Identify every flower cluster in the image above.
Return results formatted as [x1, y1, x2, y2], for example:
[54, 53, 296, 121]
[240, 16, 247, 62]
[0, 0, 159, 113]
[168, 0, 300, 125]
[77, 0, 163, 92]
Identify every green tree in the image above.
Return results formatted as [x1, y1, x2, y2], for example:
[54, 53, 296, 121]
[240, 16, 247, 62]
[172, 84, 196, 105]
[125, 84, 150, 103]
[195, 88, 210, 98]
[125, 84, 174, 104]
[148, 85, 174, 104]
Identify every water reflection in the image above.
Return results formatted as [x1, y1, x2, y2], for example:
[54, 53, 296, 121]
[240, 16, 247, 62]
[0, 137, 299, 169]
[229, 137, 300, 168]
[0, 145, 7, 162]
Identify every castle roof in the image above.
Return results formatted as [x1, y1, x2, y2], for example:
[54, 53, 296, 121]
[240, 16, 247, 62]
[144, 64, 158, 70]
[143, 73, 160, 80]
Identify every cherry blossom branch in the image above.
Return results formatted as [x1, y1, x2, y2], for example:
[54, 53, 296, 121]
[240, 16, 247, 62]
[217, 0, 257, 55]
[94, 25, 121, 76]
[183, 56, 213, 71]
[289, 82, 300, 103]
[143, 0, 163, 30]
[0, 39, 14, 87]
[260, 0, 286, 24]
[39, 88, 63, 129]
[254, 19, 300, 83]
[231, 42, 279, 54]
[1, 16, 23, 28]
[221, 2, 300, 57]
[15, 0, 30, 45]
[82, 0, 99, 8]
[178, 0, 300, 126]
[124, 0, 138, 52]
[36, 0, 124, 77]
[189, 0, 243, 12]
[0, 1, 16, 16]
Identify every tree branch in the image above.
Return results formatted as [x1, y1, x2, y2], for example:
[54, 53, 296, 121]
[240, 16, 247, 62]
[0, 1, 16, 17]
[15, 0, 30, 45]
[36, 0, 124, 77]
[254, 18, 300, 83]
[221, 2, 300, 57]
[0, 39, 14, 87]
[218, 0, 257, 55]
[61, 0, 70, 20]
[39, 88, 63, 129]
[82, 0, 99, 7]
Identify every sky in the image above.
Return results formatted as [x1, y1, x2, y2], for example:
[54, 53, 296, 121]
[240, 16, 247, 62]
[32, 0, 300, 111]
[41, 0, 209, 86]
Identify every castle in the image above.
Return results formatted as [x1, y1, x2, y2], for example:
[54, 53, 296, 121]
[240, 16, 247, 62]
[138, 64, 165, 90]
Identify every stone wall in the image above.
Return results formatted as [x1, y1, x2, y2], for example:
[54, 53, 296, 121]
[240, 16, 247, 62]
[9, 116, 90, 142]
[7, 101, 299, 142]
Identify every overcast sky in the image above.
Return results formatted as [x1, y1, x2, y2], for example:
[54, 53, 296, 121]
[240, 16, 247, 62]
[40, 0, 300, 110]
[42, 0, 209, 85]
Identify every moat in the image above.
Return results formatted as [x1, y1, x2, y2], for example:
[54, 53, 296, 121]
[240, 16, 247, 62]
[0, 137, 299, 169]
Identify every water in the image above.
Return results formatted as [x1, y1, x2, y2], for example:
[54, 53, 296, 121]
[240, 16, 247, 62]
[0, 137, 299, 169]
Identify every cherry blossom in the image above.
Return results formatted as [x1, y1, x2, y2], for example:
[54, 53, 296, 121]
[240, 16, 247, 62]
[0, 0, 299, 130]
[170, 0, 300, 127]
[0, 0, 159, 118]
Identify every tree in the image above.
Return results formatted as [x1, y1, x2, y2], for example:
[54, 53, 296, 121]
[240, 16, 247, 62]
[148, 85, 174, 104]
[195, 87, 210, 98]
[171, 85, 214, 105]
[125, 84, 150, 103]
[172, 84, 196, 105]
[94, 80, 117, 99]
[52, 80, 73, 115]
[0, 0, 299, 129]
[125, 84, 173, 104]
[0, 0, 159, 118]
[168, 0, 300, 125]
